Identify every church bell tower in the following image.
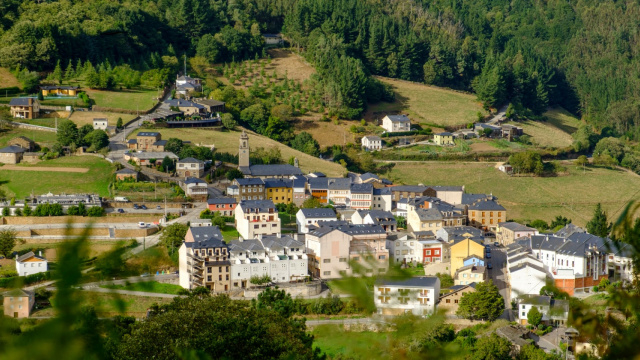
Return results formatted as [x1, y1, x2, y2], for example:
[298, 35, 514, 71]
[239, 130, 250, 167]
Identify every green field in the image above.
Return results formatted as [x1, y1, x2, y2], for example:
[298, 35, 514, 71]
[221, 225, 239, 242]
[0, 156, 114, 198]
[100, 280, 184, 295]
[128, 127, 346, 176]
[31, 292, 174, 317]
[0, 128, 58, 148]
[85, 87, 160, 111]
[544, 107, 583, 134]
[366, 77, 486, 127]
[312, 325, 390, 359]
[388, 161, 640, 226]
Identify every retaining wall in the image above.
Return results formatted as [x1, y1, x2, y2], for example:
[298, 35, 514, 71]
[243, 281, 322, 299]
[1, 215, 160, 225]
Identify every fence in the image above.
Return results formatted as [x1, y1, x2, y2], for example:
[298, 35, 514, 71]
[9, 121, 57, 133]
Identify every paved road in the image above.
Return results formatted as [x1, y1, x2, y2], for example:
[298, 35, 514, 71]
[486, 242, 512, 321]
[488, 104, 509, 124]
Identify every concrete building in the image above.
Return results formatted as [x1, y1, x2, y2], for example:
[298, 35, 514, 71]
[372, 187, 393, 212]
[207, 197, 237, 216]
[296, 208, 337, 234]
[2, 289, 35, 318]
[235, 200, 280, 239]
[228, 235, 308, 289]
[176, 157, 205, 178]
[387, 233, 422, 264]
[115, 168, 138, 181]
[327, 178, 352, 206]
[348, 183, 373, 209]
[509, 262, 548, 302]
[434, 132, 455, 146]
[361, 135, 382, 151]
[15, 251, 48, 277]
[9, 98, 40, 119]
[305, 224, 389, 279]
[375, 277, 440, 316]
[179, 226, 231, 292]
[93, 118, 108, 130]
[497, 222, 538, 246]
[454, 264, 486, 286]
[381, 114, 411, 133]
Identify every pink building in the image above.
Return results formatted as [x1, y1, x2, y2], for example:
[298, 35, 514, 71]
[3, 289, 35, 318]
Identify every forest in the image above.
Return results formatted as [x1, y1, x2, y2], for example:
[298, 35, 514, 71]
[1, 0, 639, 135]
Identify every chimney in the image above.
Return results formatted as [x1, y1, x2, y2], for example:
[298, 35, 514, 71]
[28, 98, 33, 105]
[39, 250, 42, 257]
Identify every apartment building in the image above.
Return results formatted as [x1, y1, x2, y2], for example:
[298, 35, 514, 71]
[264, 178, 293, 204]
[305, 224, 389, 279]
[228, 235, 308, 289]
[349, 183, 373, 209]
[375, 277, 440, 316]
[235, 200, 281, 239]
[372, 187, 393, 211]
[296, 208, 337, 233]
[233, 178, 265, 201]
[327, 178, 352, 206]
[179, 226, 231, 292]
[517, 295, 569, 327]
[497, 222, 538, 246]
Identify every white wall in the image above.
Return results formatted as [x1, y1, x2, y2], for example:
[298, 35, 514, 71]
[16, 260, 47, 277]
[178, 244, 189, 289]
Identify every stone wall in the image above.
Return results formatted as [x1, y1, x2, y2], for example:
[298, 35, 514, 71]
[105, 201, 188, 209]
[1, 215, 160, 225]
[424, 261, 451, 276]
[242, 281, 322, 299]
[115, 227, 158, 238]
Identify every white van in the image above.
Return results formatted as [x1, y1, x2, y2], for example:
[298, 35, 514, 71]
[114, 197, 129, 202]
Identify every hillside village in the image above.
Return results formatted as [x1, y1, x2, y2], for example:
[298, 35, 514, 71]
[0, 1, 640, 358]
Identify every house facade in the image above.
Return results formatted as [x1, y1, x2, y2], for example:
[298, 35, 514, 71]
[15, 251, 48, 276]
[264, 179, 293, 204]
[93, 118, 108, 130]
[348, 183, 373, 209]
[135, 132, 162, 151]
[454, 264, 486, 286]
[497, 222, 538, 246]
[207, 197, 237, 216]
[2, 289, 35, 318]
[9, 98, 40, 119]
[41, 85, 79, 96]
[0, 145, 26, 164]
[233, 178, 265, 201]
[468, 198, 506, 230]
[434, 132, 455, 146]
[235, 200, 281, 239]
[181, 177, 208, 201]
[517, 295, 569, 327]
[381, 114, 411, 132]
[296, 208, 337, 234]
[438, 283, 476, 315]
[449, 237, 486, 277]
[176, 157, 205, 178]
[178, 233, 231, 292]
[362, 135, 382, 151]
[115, 168, 138, 181]
[375, 277, 440, 316]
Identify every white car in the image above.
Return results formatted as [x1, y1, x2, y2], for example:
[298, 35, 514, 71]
[138, 222, 146, 228]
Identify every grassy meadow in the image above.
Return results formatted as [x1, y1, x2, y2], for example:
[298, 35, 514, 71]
[31, 292, 174, 318]
[366, 77, 486, 127]
[100, 281, 184, 295]
[69, 111, 136, 127]
[312, 325, 391, 359]
[0, 128, 58, 148]
[388, 161, 640, 226]
[0, 156, 114, 198]
[0, 67, 20, 88]
[128, 127, 345, 176]
[85, 87, 160, 111]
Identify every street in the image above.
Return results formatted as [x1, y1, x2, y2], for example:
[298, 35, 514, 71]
[485, 241, 512, 321]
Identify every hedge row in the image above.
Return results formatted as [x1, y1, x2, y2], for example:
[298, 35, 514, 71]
[0, 271, 54, 288]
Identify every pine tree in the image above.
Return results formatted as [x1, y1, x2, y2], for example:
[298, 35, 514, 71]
[53, 60, 63, 85]
[64, 60, 75, 80]
[586, 203, 611, 237]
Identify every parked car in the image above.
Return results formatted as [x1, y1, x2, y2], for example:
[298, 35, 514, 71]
[494, 242, 500, 247]
[117, 208, 125, 213]
[487, 262, 493, 270]
[156, 205, 162, 210]
[486, 253, 492, 259]
[141, 205, 147, 210]
[138, 222, 146, 228]
[133, 204, 140, 210]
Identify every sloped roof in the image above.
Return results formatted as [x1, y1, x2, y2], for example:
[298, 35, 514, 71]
[115, 168, 137, 175]
[384, 114, 410, 123]
[0, 145, 26, 153]
[136, 132, 160, 137]
[239, 200, 276, 212]
[184, 177, 206, 185]
[9, 98, 36, 106]
[468, 199, 506, 211]
[207, 197, 236, 205]
[178, 157, 204, 164]
[415, 208, 443, 221]
[499, 222, 537, 232]
[377, 276, 439, 288]
[188, 226, 224, 242]
[17, 251, 46, 262]
[390, 185, 428, 193]
[300, 208, 336, 218]
[328, 178, 352, 190]
[350, 183, 373, 194]
[228, 239, 264, 252]
[246, 164, 303, 177]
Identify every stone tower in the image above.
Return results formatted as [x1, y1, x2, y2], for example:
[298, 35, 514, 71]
[239, 130, 250, 167]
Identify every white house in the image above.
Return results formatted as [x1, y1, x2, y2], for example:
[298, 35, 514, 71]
[175, 75, 202, 96]
[518, 295, 569, 327]
[509, 262, 548, 302]
[181, 177, 208, 200]
[15, 251, 48, 276]
[327, 178, 352, 206]
[381, 114, 411, 133]
[235, 200, 281, 239]
[228, 235, 308, 289]
[387, 234, 423, 264]
[372, 187, 393, 212]
[92, 118, 108, 130]
[375, 277, 440, 316]
[361, 135, 382, 151]
[296, 208, 337, 234]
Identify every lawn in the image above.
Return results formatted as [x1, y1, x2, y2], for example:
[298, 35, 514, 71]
[365, 77, 486, 127]
[31, 292, 175, 318]
[543, 107, 583, 134]
[69, 111, 135, 127]
[0, 67, 20, 88]
[100, 280, 184, 295]
[129, 127, 345, 176]
[221, 225, 239, 242]
[312, 324, 391, 359]
[0, 156, 114, 198]
[388, 161, 640, 226]
[511, 120, 575, 148]
[0, 128, 58, 148]
[85, 87, 161, 111]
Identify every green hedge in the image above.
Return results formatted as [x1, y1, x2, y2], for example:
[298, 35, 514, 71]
[0, 86, 21, 95]
[0, 271, 54, 288]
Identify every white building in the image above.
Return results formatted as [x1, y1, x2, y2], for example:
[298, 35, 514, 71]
[509, 262, 548, 302]
[15, 251, 48, 277]
[518, 295, 569, 327]
[381, 114, 411, 133]
[190, 219, 212, 227]
[372, 187, 393, 212]
[348, 183, 373, 210]
[228, 235, 308, 289]
[92, 118, 108, 130]
[361, 135, 382, 151]
[375, 277, 440, 316]
[296, 208, 337, 234]
[235, 200, 281, 239]
[181, 177, 208, 199]
[327, 178, 352, 206]
[387, 234, 423, 264]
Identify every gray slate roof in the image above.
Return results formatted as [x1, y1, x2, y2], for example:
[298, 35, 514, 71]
[245, 164, 303, 177]
[309, 223, 386, 237]
[468, 199, 506, 211]
[164, 99, 205, 109]
[9, 98, 36, 106]
[390, 185, 428, 193]
[16, 251, 46, 262]
[499, 222, 537, 232]
[350, 183, 373, 193]
[189, 226, 224, 241]
[377, 276, 439, 288]
[136, 132, 160, 137]
[236, 178, 265, 186]
[0, 145, 26, 153]
[415, 208, 443, 221]
[239, 200, 276, 212]
[207, 197, 236, 205]
[300, 208, 336, 218]
[178, 157, 204, 164]
[115, 168, 137, 175]
[328, 178, 352, 190]
[228, 239, 264, 252]
[385, 114, 410, 123]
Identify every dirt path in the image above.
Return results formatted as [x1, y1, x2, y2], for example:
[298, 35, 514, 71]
[1, 165, 89, 173]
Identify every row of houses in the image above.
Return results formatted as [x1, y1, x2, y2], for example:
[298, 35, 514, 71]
[0, 193, 102, 215]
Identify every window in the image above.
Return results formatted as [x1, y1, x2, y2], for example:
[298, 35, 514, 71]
[219, 275, 222, 280]
[207, 276, 212, 281]
[323, 271, 331, 276]
[522, 312, 525, 317]
[454, 299, 458, 304]
[323, 259, 331, 263]
[399, 297, 410, 304]
[446, 299, 450, 304]
[378, 255, 386, 260]
[378, 296, 390, 304]
[339, 258, 347, 262]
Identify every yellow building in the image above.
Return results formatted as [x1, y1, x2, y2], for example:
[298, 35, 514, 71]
[468, 198, 506, 231]
[449, 237, 486, 277]
[41, 85, 79, 97]
[434, 132, 455, 146]
[264, 179, 293, 204]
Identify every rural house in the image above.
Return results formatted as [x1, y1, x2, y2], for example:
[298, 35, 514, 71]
[9, 98, 40, 119]
[176, 157, 205, 178]
[40, 85, 79, 97]
[175, 75, 202, 96]
[235, 200, 281, 239]
[133, 132, 162, 151]
[194, 99, 225, 113]
[497, 222, 538, 246]
[0, 145, 26, 164]
[181, 177, 208, 201]
[361, 135, 382, 151]
[207, 197, 237, 216]
[454, 264, 486, 285]
[2, 289, 35, 319]
[16, 251, 48, 276]
[124, 151, 178, 166]
[381, 114, 411, 132]
[92, 118, 108, 130]
[115, 168, 138, 181]
[438, 283, 477, 315]
[434, 132, 455, 146]
[163, 99, 206, 115]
